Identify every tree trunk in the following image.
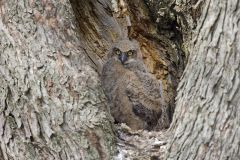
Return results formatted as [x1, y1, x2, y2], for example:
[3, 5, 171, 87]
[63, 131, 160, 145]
[166, 0, 240, 159]
[0, 0, 116, 159]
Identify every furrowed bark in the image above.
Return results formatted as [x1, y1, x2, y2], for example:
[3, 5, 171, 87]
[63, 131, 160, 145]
[0, 0, 116, 159]
[167, 0, 240, 159]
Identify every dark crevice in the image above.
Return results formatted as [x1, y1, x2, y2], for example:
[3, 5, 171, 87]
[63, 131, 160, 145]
[142, 1, 187, 123]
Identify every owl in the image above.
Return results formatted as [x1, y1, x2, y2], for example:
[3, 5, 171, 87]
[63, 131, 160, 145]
[102, 39, 169, 130]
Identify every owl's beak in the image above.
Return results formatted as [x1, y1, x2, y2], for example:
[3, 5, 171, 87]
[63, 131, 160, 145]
[119, 52, 128, 64]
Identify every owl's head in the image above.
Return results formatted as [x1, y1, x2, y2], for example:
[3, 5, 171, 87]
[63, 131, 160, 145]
[108, 39, 142, 64]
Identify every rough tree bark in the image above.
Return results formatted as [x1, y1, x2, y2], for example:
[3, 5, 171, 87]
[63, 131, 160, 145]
[0, 0, 116, 159]
[167, 0, 240, 159]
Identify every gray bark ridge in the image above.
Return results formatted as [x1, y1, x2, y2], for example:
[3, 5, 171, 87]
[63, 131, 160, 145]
[0, 0, 116, 159]
[167, 0, 240, 159]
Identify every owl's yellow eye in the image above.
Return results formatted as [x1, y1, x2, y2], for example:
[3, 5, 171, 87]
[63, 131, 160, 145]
[127, 51, 133, 56]
[116, 50, 121, 55]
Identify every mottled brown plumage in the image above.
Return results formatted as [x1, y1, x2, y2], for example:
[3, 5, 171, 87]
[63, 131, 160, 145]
[102, 39, 169, 130]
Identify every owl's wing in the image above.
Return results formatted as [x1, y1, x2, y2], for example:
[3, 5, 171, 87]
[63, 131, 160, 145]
[125, 81, 163, 129]
[132, 103, 161, 130]
[125, 69, 171, 129]
[135, 71, 164, 100]
[154, 105, 170, 130]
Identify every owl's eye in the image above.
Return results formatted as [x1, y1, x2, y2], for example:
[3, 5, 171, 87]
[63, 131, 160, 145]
[127, 51, 133, 56]
[116, 50, 121, 55]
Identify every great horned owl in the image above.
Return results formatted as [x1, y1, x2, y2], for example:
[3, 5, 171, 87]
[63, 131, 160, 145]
[102, 39, 169, 130]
